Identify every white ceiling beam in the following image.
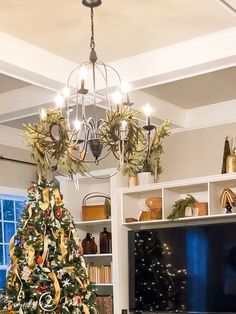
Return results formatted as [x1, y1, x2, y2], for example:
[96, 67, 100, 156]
[1, 27, 236, 93]
[0, 31, 77, 91]
[110, 26, 236, 90]
[0, 124, 26, 149]
[0, 28, 235, 130]
[0, 85, 56, 122]
[183, 99, 236, 131]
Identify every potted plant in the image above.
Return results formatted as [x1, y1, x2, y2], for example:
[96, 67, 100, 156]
[167, 194, 196, 221]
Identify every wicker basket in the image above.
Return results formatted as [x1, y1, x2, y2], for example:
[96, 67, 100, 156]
[82, 193, 111, 221]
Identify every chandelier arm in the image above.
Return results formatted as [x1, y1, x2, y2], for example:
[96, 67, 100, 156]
[94, 61, 110, 110]
[85, 167, 120, 180]
[91, 61, 98, 128]
[101, 63, 122, 85]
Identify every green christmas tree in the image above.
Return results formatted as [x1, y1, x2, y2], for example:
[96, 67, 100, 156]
[0, 180, 97, 314]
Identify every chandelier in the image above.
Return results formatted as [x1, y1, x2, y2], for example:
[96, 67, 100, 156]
[24, 0, 170, 181]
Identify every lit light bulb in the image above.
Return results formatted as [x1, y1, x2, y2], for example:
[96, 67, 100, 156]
[121, 81, 131, 93]
[62, 86, 70, 97]
[144, 103, 152, 117]
[39, 108, 47, 121]
[55, 94, 64, 108]
[73, 119, 81, 131]
[79, 66, 88, 80]
[112, 91, 122, 104]
[144, 103, 152, 126]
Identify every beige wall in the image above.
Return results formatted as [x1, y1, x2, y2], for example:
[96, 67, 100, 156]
[159, 122, 236, 182]
[0, 144, 36, 189]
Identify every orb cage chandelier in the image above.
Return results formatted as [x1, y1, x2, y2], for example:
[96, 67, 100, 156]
[24, 0, 170, 182]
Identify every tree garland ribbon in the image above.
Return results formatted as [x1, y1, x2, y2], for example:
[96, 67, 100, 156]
[48, 272, 61, 306]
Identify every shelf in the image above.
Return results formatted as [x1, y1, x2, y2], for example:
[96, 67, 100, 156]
[120, 172, 236, 194]
[83, 253, 112, 258]
[75, 219, 111, 226]
[123, 213, 236, 227]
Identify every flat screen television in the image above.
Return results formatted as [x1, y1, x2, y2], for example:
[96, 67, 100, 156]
[128, 222, 236, 313]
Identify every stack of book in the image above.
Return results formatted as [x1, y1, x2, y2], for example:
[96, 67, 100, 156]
[87, 264, 112, 283]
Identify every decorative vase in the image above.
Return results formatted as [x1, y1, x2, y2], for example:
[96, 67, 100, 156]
[226, 153, 236, 173]
[99, 227, 112, 253]
[128, 175, 138, 187]
[138, 172, 151, 185]
[82, 233, 97, 254]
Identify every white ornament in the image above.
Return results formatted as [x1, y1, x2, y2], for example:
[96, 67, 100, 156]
[21, 266, 32, 282]
[62, 278, 71, 287]
[39, 292, 57, 312]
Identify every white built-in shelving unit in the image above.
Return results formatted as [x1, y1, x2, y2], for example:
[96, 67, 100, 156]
[121, 172, 236, 227]
[58, 170, 236, 313]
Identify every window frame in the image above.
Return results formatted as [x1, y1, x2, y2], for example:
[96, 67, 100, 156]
[0, 186, 26, 285]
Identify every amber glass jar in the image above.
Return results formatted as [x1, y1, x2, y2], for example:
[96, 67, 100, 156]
[82, 233, 97, 254]
[99, 228, 112, 254]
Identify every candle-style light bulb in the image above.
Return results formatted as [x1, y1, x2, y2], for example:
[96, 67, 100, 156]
[73, 119, 81, 132]
[112, 91, 122, 104]
[62, 86, 70, 98]
[144, 103, 152, 125]
[121, 81, 130, 94]
[79, 66, 88, 90]
[55, 94, 64, 108]
[39, 108, 47, 121]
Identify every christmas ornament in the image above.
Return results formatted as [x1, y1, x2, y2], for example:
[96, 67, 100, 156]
[39, 292, 57, 312]
[56, 208, 63, 219]
[62, 278, 71, 288]
[21, 266, 32, 282]
[72, 295, 81, 305]
[36, 256, 44, 265]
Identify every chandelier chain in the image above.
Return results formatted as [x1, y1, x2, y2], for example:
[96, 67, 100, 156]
[90, 8, 95, 50]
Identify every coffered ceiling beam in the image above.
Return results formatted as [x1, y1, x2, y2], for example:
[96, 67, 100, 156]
[183, 99, 236, 131]
[0, 85, 56, 122]
[1, 27, 236, 93]
[110, 26, 236, 90]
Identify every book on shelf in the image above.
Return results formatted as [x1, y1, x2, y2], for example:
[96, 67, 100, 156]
[87, 263, 112, 284]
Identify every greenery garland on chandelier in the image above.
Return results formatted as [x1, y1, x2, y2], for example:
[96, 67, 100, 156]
[23, 106, 171, 179]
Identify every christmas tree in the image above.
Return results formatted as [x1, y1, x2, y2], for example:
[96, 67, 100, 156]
[0, 180, 97, 314]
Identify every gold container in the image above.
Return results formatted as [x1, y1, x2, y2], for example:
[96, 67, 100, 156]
[226, 154, 236, 173]
[128, 175, 138, 187]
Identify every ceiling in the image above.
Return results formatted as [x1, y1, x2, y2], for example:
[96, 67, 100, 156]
[0, 0, 235, 63]
[142, 66, 236, 108]
[0, 0, 235, 140]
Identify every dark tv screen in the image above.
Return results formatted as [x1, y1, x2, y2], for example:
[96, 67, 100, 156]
[128, 222, 236, 313]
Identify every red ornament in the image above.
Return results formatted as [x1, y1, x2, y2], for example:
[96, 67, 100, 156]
[56, 208, 63, 219]
[36, 256, 44, 265]
[72, 295, 81, 305]
[45, 208, 51, 217]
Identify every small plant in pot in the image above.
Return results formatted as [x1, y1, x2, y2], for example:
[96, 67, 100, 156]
[167, 194, 197, 221]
